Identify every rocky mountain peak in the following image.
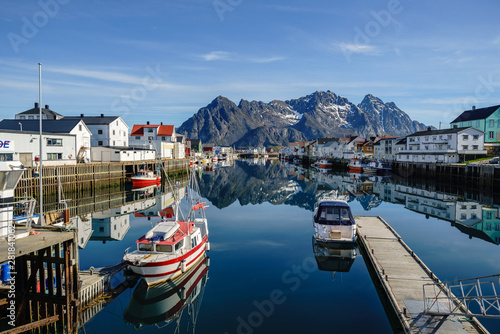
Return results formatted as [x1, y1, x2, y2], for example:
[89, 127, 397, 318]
[177, 90, 431, 147]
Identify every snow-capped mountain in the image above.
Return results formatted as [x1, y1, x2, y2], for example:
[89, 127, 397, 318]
[177, 91, 430, 147]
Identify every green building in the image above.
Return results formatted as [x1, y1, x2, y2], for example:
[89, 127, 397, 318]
[450, 105, 500, 153]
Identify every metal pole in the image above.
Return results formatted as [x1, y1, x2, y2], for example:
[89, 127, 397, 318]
[38, 63, 44, 225]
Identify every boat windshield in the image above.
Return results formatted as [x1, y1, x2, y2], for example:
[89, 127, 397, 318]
[138, 243, 154, 251]
[315, 205, 354, 226]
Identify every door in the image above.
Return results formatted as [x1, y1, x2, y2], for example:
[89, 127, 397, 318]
[19, 153, 32, 167]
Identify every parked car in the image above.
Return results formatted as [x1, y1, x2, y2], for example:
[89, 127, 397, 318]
[489, 157, 499, 164]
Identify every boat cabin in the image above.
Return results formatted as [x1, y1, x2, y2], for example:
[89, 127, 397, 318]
[136, 220, 201, 253]
[314, 201, 355, 226]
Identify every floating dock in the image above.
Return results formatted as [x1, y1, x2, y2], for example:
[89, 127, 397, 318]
[356, 216, 489, 334]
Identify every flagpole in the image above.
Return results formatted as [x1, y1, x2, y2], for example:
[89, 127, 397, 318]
[38, 63, 44, 225]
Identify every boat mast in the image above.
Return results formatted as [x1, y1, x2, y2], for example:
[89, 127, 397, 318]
[38, 63, 44, 225]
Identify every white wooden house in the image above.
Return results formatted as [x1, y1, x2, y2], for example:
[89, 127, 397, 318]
[396, 127, 487, 163]
[65, 114, 129, 147]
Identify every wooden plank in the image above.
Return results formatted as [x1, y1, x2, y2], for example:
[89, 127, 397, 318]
[0, 315, 59, 334]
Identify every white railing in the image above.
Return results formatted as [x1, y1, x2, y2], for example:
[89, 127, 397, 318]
[423, 274, 500, 318]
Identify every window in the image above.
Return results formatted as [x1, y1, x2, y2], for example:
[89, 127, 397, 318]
[47, 153, 62, 160]
[135, 136, 140, 140]
[462, 145, 468, 150]
[114, 225, 116, 230]
[147, 136, 153, 140]
[486, 212, 493, 219]
[113, 130, 115, 135]
[98, 130, 103, 134]
[162, 136, 166, 140]
[19, 116, 25, 119]
[489, 131, 494, 139]
[113, 141, 115, 146]
[490, 120, 495, 127]
[471, 205, 477, 209]
[473, 145, 478, 150]
[468, 121, 472, 126]
[461, 205, 467, 209]
[47, 138, 62, 146]
[462, 135, 468, 140]
[99, 227, 104, 232]
[448, 135, 452, 139]
[496, 224, 500, 231]
[0, 153, 13, 161]
[498, 120, 500, 127]
[98, 141, 103, 146]
[473, 135, 479, 140]
[477, 121, 480, 127]
[148, 128, 153, 133]
[486, 224, 491, 231]
[28, 116, 34, 119]
[79, 124, 82, 131]
[461, 213, 467, 220]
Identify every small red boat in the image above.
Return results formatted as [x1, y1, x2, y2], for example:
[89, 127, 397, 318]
[131, 170, 161, 187]
[348, 158, 368, 173]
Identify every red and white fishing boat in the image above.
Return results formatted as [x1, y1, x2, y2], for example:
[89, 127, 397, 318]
[348, 158, 368, 173]
[124, 169, 209, 286]
[316, 159, 333, 170]
[131, 169, 161, 187]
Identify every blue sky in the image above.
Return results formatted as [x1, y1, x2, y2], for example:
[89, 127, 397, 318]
[1, 0, 500, 129]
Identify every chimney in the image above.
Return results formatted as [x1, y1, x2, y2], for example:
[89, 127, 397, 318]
[101, 113, 104, 117]
[161, 122, 163, 125]
[427, 127, 432, 131]
[472, 105, 476, 111]
[34, 102, 39, 108]
[45, 104, 49, 109]
[147, 121, 150, 125]
[80, 114, 84, 118]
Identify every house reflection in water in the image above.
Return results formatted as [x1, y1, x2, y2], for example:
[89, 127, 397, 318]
[393, 185, 500, 245]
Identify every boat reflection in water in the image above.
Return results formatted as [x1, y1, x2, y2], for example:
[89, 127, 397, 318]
[124, 256, 209, 331]
[312, 236, 357, 281]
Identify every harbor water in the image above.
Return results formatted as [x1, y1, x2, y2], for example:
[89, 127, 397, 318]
[78, 160, 500, 333]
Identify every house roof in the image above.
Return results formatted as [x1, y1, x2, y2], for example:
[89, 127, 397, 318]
[130, 124, 174, 136]
[17, 103, 63, 119]
[65, 115, 126, 127]
[451, 105, 500, 123]
[407, 126, 481, 137]
[0, 119, 84, 133]
[317, 137, 338, 145]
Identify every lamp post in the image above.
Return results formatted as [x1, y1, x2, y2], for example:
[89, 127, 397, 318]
[38, 63, 44, 225]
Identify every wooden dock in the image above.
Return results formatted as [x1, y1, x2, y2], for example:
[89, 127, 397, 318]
[356, 216, 489, 334]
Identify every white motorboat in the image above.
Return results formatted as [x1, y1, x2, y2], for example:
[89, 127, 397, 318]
[313, 197, 357, 243]
[124, 169, 209, 286]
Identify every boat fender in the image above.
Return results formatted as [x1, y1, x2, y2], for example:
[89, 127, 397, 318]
[181, 260, 186, 273]
[179, 286, 186, 300]
[205, 256, 210, 267]
[206, 242, 210, 252]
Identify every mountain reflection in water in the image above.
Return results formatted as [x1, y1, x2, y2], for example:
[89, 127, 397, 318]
[198, 160, 499, 245]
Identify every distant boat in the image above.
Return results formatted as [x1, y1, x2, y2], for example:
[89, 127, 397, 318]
[313, 197, 357, 244]
[315, 159, 332, 170]
[131, 170, 161, 187]
[348, 158, 368, 173]
[124, 168, 209, 286]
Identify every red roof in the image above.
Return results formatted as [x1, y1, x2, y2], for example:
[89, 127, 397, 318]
[130, 124, 174, 136]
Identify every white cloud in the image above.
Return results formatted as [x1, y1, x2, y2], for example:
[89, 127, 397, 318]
[338, 42, 377, 54]
[201, 51, 232, 61]
[249, 56, 285, 63]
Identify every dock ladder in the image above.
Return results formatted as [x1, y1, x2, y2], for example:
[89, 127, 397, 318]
[423, 274, 500, 318]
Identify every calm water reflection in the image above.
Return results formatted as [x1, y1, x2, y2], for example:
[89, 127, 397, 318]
[78, 160, 500, 333]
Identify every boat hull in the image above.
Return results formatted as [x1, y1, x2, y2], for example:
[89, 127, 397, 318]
[125, 235, 208, 286]
[131, 177, 161, 187]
